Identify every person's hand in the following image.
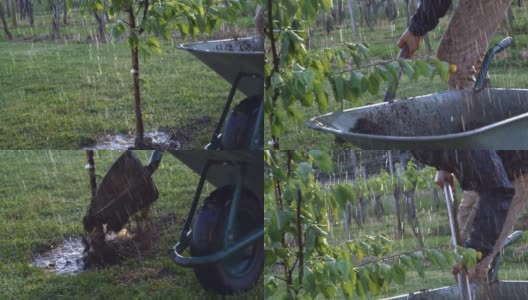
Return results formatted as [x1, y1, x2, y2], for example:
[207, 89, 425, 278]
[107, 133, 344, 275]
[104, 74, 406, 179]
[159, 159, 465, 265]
[397, 29, 422, 58]
[434, 170, 454, 188]
[451, 256, 490, 284]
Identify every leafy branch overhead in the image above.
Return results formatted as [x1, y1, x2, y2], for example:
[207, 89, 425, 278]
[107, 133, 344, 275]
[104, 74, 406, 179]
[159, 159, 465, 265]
[264, 0, 450, 140]
[88, 0, 244, 61]
[264, 151, 478, 299]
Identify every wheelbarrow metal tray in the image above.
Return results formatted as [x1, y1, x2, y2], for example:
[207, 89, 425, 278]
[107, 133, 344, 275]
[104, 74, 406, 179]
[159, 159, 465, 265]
[306, 88, 528, 149]
[383, 280, 528, 300]
[88, 151, 159, 229]
[177, 37, 264, 97]
[169, 150, 263, 199]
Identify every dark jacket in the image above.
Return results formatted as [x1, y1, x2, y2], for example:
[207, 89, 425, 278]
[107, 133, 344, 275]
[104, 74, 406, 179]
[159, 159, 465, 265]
[409, 0, 452, 36]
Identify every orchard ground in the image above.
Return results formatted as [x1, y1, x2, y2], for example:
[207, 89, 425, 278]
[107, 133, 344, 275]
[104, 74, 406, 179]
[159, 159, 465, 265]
[0, 2, 257, 149]
[0, 150, 262, 299]
[264, 4, 528, 149]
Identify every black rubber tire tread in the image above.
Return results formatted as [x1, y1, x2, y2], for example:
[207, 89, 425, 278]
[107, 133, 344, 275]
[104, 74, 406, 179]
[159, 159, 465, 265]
[190, 185, 263, 294]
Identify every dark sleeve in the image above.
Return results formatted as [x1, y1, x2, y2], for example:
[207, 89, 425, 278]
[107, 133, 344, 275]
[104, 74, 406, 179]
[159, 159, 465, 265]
[408, 0, 452, 36]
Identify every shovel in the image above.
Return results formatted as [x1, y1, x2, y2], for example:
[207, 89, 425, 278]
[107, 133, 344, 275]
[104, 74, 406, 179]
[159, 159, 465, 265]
[83, 150, 163, 234]
[435, 170, 473, 300]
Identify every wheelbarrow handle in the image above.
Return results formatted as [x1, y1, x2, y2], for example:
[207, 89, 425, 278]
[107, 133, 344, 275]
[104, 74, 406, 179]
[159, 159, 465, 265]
[146, 150, 164, 174]
[496, 36, 514, 52]
[474, 36, 513, 91]
[438, 171, 473, 300]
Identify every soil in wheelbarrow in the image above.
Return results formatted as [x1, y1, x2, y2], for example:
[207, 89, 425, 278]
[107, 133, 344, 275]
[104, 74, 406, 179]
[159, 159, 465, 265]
[31, 213, 180, 274]
[214, 38, 263, 52]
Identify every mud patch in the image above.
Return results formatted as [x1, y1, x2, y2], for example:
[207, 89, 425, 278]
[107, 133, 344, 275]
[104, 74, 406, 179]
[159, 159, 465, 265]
[83, 131, 180, 150]
[166, 116, 214, 149]
[32, 213, 179, 274]
[32, 237, 85, 275]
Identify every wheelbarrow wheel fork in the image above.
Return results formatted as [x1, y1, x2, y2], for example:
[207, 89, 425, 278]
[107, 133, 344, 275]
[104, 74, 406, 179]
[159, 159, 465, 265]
[207, 72, 264, 150]
[189, 185, 263, 294]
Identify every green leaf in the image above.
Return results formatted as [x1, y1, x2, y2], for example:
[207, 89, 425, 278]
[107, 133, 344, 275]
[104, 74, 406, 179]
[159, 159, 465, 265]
[367, 73, 381, 95]
[111, 22, 125, 40]
[334, 75, 345, 103]
[319, 0, 332, 11]
[390, 264, 406, 285]
[401, 60, 415, 79]
[299, 162, 314, 183]
[332, 184, 355, 208]
[276, 209, 291, 231]
[309, 150, 333, 174]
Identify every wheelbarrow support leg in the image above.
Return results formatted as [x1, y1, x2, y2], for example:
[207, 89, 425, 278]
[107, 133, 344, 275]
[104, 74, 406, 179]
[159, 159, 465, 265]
[224, 162, 244, 244]
[175, 160, 212, 252]
[436, 171, 473, 300]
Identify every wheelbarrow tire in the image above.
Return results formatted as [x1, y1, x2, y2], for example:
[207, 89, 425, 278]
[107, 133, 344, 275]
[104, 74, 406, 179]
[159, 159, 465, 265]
[190, 185, 263, 294]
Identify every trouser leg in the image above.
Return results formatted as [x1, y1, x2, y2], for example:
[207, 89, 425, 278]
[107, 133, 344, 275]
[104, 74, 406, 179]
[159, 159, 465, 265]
[412, 150, 514, 256]
[458, 191, 479, 242]
[436, 0, 512, 89]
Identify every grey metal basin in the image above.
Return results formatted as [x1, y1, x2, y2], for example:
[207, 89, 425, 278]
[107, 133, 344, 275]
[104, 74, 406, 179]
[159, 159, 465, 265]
[169, 150, 263, 199]
[306, 88, 528, 149]
[384, 281, 528, 300]
[177, 37, 264, 96]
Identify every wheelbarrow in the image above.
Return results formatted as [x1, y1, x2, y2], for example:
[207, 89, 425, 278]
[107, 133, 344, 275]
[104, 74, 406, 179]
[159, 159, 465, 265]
[83, 150, 263, 294]
[306, 37, 528, 149]
[177, 37, 264, 150]
[382, 171, 525, 300]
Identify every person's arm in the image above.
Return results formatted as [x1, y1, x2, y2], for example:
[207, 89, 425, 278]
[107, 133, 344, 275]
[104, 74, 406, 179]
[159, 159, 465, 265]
[408, 0, 452, 37]
[397, 0, 452, 57]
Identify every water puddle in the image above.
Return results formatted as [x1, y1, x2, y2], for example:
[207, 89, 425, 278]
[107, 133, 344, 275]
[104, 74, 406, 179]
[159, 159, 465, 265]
[32, 237, 86, 275]
[31, 214, 179, 275]
[83, 131, 180, 150]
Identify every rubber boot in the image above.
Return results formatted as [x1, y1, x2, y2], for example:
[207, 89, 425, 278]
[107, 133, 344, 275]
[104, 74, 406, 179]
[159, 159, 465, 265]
[465, 190, 513, 257]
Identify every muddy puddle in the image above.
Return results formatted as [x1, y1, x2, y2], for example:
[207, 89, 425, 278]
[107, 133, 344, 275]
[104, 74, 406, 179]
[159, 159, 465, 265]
[83, 131, 180, 150]
[32, 237, 86, 275]
[32, 213, 179, 275]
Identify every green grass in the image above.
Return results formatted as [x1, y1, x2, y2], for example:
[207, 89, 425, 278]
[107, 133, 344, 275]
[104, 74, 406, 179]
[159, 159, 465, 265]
[0, 41, 239, 149]
[0, 151, 262, 299]
[0, 3, 258, 149]
[267, 5, 528, 150]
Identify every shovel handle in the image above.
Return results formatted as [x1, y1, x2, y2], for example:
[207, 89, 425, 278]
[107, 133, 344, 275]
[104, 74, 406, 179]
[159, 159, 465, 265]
[399, 44, 410, 59]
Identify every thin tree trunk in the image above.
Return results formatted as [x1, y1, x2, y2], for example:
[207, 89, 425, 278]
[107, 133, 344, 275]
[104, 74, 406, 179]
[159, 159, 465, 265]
[405, 183, 424, 248]
[346, 0, 358, 41]
[373, 194, 384, 221]
[85, 150, 97, 198]
[0, 0, 12, 39]
[52, 0, 60, 39]
[93, 9, 105, 40]
[26, 0, 32, 26]
[62, 1, 67, 25]
[432, 188, 440, 210]
[502, 5, 514, 36]
[388, 150, 404, 237]
[128, 6, 144, 146]
[10, 0, 15, 28]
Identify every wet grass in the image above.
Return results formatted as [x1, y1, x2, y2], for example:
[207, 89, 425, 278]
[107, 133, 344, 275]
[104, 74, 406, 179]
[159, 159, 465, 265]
[0, 151, 262, 299]
[267, 5, 528, 150]
[0, 3, 257, 149]
[0, 41, 241, 149]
